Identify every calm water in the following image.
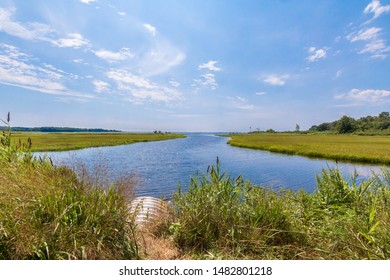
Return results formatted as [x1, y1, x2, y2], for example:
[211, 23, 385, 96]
[38, 133, 384, 198]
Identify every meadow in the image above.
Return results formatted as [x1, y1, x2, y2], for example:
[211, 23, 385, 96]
[10, 132, 185, 152]
[227, 133, 390, 165]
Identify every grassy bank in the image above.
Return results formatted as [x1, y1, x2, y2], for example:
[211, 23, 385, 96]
[10, 132, 185, 152]
[2, 120, 389, 259]
[170, 161, 390, 259]
[0, 155, 140, 260]
[227, 133, 390, 165]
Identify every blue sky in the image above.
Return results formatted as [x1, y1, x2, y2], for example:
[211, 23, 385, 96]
[0, 0, 389, 132]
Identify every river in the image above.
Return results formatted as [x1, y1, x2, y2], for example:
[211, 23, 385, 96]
[38, 133, 384, 198]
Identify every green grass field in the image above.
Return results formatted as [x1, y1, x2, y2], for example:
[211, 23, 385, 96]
[227, 133, 390, 165]
[10, 132, 185, 152]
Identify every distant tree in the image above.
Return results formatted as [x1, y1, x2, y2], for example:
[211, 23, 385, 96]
[337, 116, 357, 134]
[295, 124, 300, 132]
[379, 112, 390, 119]
[266, 128, 276, 133]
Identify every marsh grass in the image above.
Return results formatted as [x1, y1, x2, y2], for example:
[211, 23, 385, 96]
[2, 113, 389, 260]
[0, 158, 140, 259]
[0, 114, 140, 259]
[172, 161, 390, 259]
[227, 133, 390, 165]
[11, 132, 185, 152]
[172, 159, 303, 259]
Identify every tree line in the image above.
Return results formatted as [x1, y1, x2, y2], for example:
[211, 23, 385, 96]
[309, 112, 390, 134]
[0, 126, 121, 133]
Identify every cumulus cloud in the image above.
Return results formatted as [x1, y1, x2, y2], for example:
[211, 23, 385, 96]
[198, 61, 222, 72]
[263, 74, 289, 86]
[0, 44, 92, 99]
[106, 69, 182, 104]
[364, 0, 390, 19]
[93, 48, 134, 63]
[335, 88, 390, 104]
[144, 23, 157, 36]
[306, 47, 327, 62]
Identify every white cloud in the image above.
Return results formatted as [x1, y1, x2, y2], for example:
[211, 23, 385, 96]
[0, 44, 93, 100]
[139, 45, 186, 77]
[347, 27, 389, 59]
[364, 0, 390, 19]
[93, 48, 134, 63]
[193, 73, 218, 90]
[347, 27, 382, 42]
[106, 69, 182, 104]
[255, 91, 268, 95]
[263, 74, 289, 86]
[336, 88, 390, 104]
[334, 69, 343, 79]
[198, 61, 222, 72]
[93, 80, 110, 93]
[144, 23, 157, 37]
[52, 33, 89, 48]
[306, 47, 327, 62]
[0, 8, 90, 49]
[175, 114, 201, 118]
[118, 12, 126, 16]
[169, 80, 180, 87]
[107, 70, 154, 89]
[359, 39, 390, 58]
[228, 96, 255, 110]
[80, 0, 96, 4]
[0, 8, 54, 41]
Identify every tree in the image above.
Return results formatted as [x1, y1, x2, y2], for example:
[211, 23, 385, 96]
[379, 112, 389, 119]
[337, 116, 357, 134]
[295, 124, 300, 132]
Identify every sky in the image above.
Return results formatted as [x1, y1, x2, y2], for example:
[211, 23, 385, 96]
[0, 0, 389, 132]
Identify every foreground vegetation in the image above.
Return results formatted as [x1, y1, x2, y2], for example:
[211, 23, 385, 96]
[1, 114, 389, 260]
[227, 133, 390, 165]
[10, 132, 185, 152]
[170, 161, 390, 259]
[1, 116, 140, 259]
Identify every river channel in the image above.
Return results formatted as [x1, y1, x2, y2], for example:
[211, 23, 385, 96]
[38, 133, 384, 198]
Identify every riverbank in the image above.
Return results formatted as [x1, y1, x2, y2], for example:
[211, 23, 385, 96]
[10, 132, 186, 152]
[227, 133, 390, 165]
[1, 128, 390, 259]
